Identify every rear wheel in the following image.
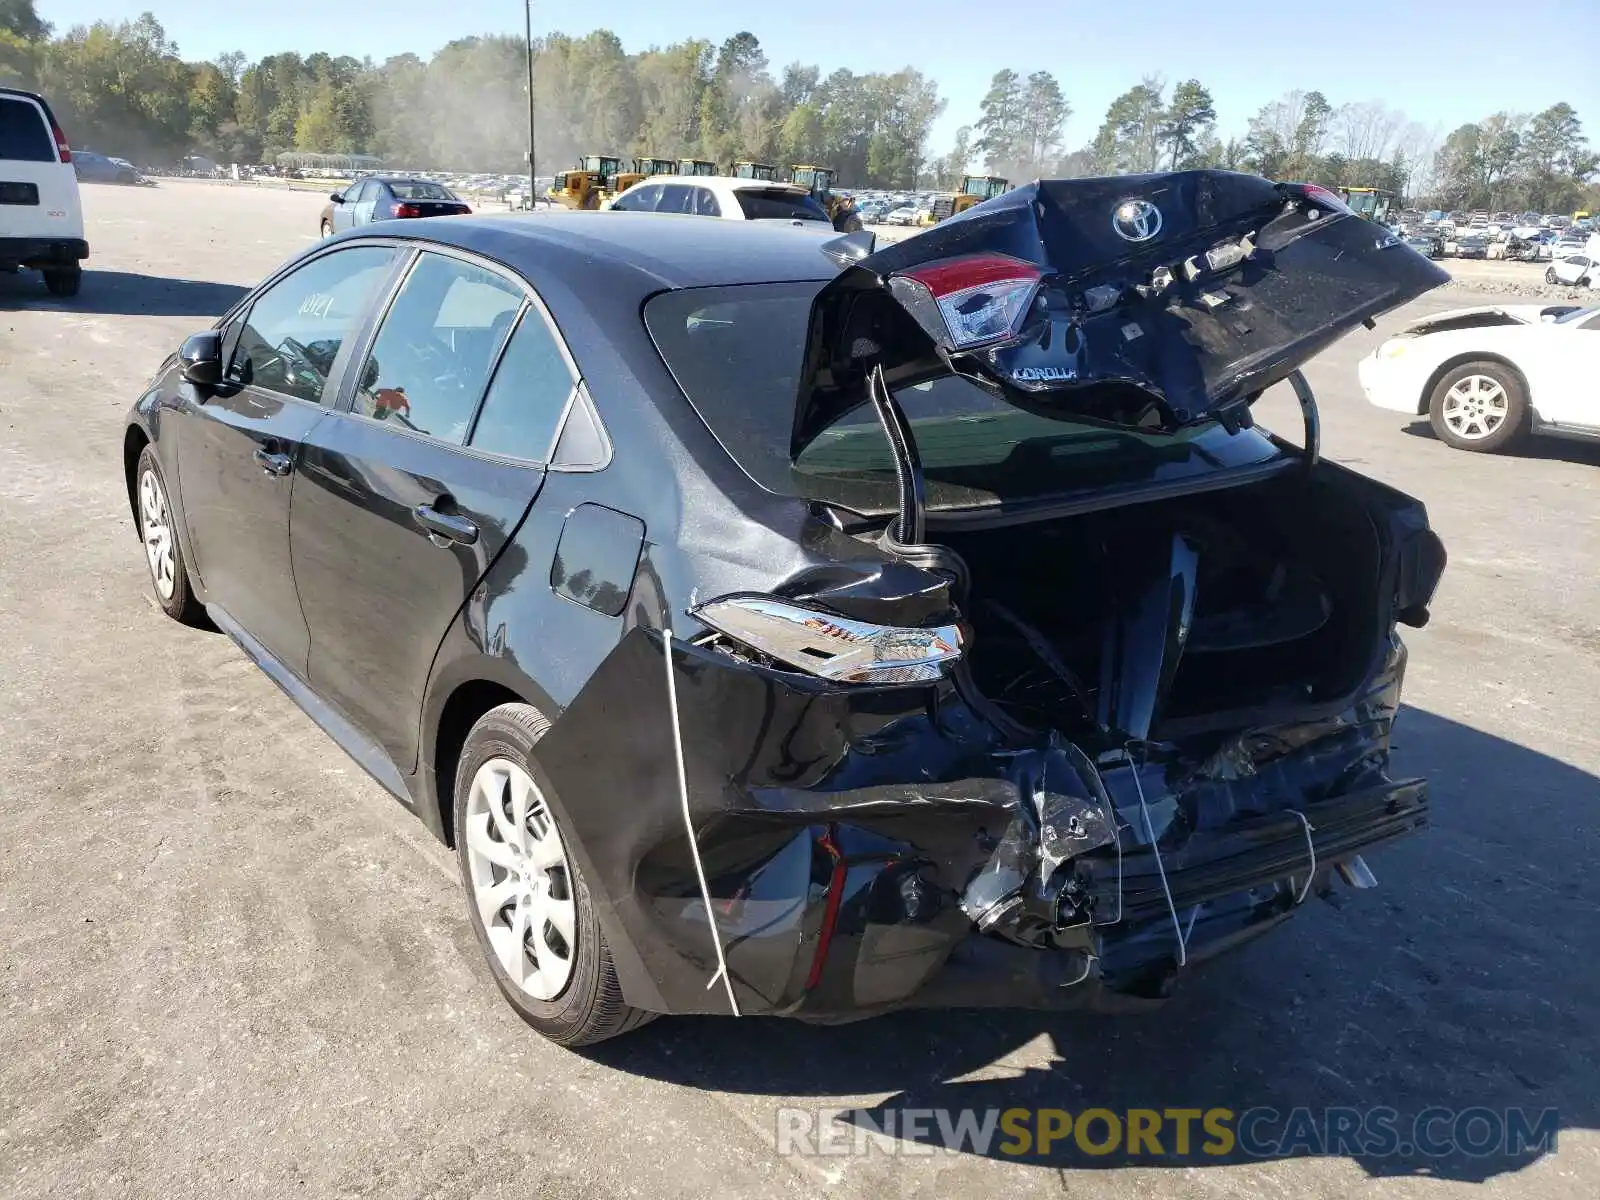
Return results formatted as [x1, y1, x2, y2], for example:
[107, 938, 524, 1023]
[1545, 267, 1557, 284]
[453, 703, 655, 1046]
[320, 220, 333, 237]
[1427, 361, 1528, 453]
[43, 266, 81, 297]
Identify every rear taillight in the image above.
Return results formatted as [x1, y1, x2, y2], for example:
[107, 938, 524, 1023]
[692, 595, 963, 684]
[393, 202, 422, 218]
[1297, 183, 1351, 213]
[50, 122, 71, 163]
[887, 253, 1043, 351]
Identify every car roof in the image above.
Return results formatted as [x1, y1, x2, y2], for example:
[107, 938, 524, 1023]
[358, 209, 843, 289]
[621, 174, 807, 194]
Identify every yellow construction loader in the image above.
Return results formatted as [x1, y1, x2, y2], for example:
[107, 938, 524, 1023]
[925, 175, 1010, 224]
[546, 155, 624, 210]
[733, 161, 777, 181]
[789, 165, 862, 233]
[678, 159, 719, 177]
[612, 156, 679, 195]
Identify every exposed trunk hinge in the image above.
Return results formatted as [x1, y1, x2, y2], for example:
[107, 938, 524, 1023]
[1288, 368, 1320, 475]
[867, 362, 925, 545]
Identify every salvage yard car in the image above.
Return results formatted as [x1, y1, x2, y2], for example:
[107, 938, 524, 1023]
[1360, 302, 1600, 451]
[320, 176, 472, 236]
[123, 172, 1447, 1046]
[1546, 254, 1597, 287]
[607, 174, 832, 224]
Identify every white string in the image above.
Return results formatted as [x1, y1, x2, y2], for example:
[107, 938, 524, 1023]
[1128, 755, 1187, 968]
[1287, 809, 1317, 905]
[662, 628, 741, 1016]
[1062, 952, 1097, 988]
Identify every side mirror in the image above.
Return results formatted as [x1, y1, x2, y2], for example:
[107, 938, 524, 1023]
[330, 192, 344, 203]
[180, 330, 223, 388]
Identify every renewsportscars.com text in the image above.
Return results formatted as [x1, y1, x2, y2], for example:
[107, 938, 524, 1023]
[775, 1105, 1560, 1160]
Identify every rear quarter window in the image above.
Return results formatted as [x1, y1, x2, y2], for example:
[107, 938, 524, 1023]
[0, 97, 55, 163]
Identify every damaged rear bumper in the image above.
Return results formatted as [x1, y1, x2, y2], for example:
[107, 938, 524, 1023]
[530, 624, 1425, 1021]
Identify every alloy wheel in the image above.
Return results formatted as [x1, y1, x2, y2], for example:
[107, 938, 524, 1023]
[464, 758, 577, 1000]
[1440, 375, 1509, 441]
[138, 468, 176, 600]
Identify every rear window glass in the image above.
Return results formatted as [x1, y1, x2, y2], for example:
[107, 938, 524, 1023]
[0, 97, 55, 163]
[389, 180, 455, 200]
[734, 189, 830, 222]
[644, 282, 1287, 516]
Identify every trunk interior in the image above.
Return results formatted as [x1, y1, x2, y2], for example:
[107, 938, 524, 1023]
[942, 469, 1389, 746]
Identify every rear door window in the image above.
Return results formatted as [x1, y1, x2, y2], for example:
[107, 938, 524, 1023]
[657, 184, 695, 215]
[350, 251, 524, 443]
[0, 96, 54, 163]
[694, 187, 721, 217]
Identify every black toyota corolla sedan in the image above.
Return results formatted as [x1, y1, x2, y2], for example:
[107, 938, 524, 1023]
[123, 174, 1448, 1046]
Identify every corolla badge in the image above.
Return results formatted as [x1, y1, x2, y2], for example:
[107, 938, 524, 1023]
[1112, 199, 1163, 242]
[1012, 365, 1076, 383]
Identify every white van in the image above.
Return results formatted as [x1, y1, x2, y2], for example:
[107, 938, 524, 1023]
[0, 86, 87, 296]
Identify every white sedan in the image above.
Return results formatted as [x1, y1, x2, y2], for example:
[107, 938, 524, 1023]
[605, 174, 832, 225]
[1358, 304, 1600, 452]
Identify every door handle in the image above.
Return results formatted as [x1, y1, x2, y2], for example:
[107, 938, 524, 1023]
[253, 447, 293, 477]
[413, 503, 478, 546]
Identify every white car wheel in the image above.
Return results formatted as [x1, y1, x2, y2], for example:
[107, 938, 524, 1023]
[138, 467, 177, 601]
[1440, 375, 1510, 442]
[132, 446, 206, 623]
[464, 757, 578, 1001]
[1428, 362, 1528, 453]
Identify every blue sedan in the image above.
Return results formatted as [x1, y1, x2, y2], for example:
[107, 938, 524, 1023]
[319, 176, 472, 236]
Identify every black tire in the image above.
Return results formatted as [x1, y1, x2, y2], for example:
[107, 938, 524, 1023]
[1427, 361, 1528, 453]
[320, 220, 332, 237]
[453, 703, 655, 1047]
[1545, 267, 1556, 284]
[134, 446, 206, 623]
[43, 266, 81, 297]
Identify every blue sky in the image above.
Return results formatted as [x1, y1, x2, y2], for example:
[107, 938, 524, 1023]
[37, 0, 1600, 153]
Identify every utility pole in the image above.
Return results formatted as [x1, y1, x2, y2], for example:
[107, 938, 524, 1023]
[524, 0, 537, 202]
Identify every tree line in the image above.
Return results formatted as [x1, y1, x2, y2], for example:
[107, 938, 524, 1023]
[2, 4, 1594, 210]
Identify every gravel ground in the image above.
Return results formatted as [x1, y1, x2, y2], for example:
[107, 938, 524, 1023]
[1, 179, 1597, 1200]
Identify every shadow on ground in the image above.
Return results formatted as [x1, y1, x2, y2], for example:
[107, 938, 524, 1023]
[586, 706, 1596, 1182]
[1402, 419, 1600, 465]
[0, 269, 246, 317]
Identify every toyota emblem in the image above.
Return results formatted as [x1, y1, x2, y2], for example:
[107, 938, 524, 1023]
[1112, 199, 1163, 242]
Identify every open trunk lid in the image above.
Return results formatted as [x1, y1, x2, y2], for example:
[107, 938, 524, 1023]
[792, 171, 1449, 457]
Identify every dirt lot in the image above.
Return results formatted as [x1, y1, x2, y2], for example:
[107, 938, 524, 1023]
[2, 179, 1598, 1199]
